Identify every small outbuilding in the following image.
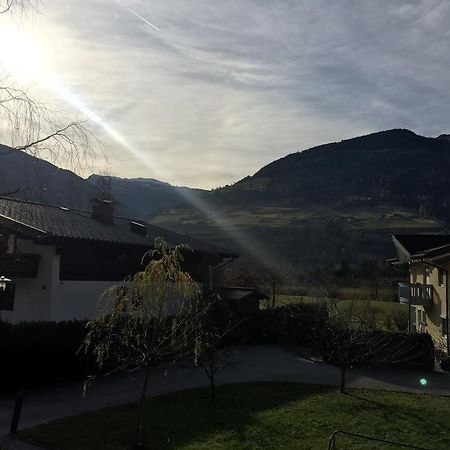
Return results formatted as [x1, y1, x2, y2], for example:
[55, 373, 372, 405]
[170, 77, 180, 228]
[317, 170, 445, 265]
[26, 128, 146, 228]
[216, 287, 268, 316]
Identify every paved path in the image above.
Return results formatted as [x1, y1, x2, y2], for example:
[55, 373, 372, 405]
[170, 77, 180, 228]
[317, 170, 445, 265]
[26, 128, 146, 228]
[1, 345, 449, 437]
[0, 434, 48, 450]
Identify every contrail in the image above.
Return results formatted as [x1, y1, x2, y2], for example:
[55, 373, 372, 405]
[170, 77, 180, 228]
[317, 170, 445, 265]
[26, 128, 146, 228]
[114, 0, 161, 32]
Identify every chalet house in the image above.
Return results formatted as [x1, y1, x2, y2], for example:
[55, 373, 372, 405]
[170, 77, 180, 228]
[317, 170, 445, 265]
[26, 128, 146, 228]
[0, 197, 237, 323]
[391, 234, 450, 355]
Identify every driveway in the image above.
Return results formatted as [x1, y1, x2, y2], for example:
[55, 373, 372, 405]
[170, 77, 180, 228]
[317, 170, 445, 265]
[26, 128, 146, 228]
[1, 344, 449, 435]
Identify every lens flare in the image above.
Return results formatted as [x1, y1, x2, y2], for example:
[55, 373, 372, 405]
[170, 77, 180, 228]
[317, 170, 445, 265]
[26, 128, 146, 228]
[0, 24, 274, 271]
[419, 378, 428, 386]
[0, 26, 45, 79]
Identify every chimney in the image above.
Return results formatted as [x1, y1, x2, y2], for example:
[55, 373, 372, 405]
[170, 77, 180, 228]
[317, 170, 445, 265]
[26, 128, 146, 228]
[91, 199, 115, 224]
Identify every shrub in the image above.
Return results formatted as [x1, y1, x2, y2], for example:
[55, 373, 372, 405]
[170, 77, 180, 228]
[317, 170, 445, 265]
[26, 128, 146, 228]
[315, 329, 435, 371]
[230, 303, 434, 371]
[440, 357, 450, 372]
[0, 320, 93, 394]
[392, 310, 409, 331]
[228, 302, 329, 346]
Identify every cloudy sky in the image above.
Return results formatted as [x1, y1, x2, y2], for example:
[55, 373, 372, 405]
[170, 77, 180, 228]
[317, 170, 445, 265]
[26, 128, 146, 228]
[1, 0, 450, 188]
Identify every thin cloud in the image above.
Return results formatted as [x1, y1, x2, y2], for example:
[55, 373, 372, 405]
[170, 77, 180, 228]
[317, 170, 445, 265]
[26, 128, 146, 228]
[9, 0, 450, 188]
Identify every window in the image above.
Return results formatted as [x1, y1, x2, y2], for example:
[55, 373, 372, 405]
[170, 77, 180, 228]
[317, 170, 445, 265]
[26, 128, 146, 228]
[438, 269, 445, 287]
[442, 317, 448, 337]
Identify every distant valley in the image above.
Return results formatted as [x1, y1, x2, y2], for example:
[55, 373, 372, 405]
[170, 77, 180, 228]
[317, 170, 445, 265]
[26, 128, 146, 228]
[151, 129, 450, 266]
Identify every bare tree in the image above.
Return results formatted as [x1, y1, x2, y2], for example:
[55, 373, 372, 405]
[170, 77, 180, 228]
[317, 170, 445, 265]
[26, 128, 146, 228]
[0, 2, 100, 195]
[0, 0, 34, 15]
[193, 289, 238, 401]
[310, 300, 434, 393]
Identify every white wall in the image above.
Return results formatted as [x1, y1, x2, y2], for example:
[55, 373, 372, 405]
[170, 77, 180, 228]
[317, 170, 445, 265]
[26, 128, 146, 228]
[2, 238, 202, 323]
[2, 239, 57, 323]
[1, 238, 119, 323]
[51, 280, 116, 321]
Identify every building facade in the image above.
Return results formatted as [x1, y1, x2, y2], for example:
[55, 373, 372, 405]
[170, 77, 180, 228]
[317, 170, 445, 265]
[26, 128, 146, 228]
[0, 197, 236, 323]
[392, 234, 450, 355]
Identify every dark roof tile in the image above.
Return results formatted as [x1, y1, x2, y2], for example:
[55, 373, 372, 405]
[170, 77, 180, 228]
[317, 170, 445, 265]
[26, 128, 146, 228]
[0, 197, 236, 256]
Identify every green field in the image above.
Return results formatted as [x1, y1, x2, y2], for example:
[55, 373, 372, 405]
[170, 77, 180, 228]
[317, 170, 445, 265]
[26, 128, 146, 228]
[22, 383, 450, 449]
[152, 204, 442, 234]
[276, 285, 396, 303]
[150, 204, 444, 266]
[274, 296, 408, 330]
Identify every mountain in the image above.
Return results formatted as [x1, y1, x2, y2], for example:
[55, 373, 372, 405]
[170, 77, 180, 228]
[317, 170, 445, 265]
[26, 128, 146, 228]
[211, 129, 450, 220]
[0, 144, 204, 220]
[0, 144, 98, 210]
[87, 175, 206, 219]
[152, 129, 450, 266]
[2, 129, 449, 268]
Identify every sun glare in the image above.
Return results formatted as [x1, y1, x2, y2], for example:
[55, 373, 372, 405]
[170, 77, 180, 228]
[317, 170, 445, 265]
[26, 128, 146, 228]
[0, 25, 45, 79]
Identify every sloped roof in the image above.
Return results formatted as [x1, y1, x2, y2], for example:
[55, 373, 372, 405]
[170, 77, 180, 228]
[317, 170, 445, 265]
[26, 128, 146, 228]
[0, 197, 236, 256]
[217, 287, 268, 301]
[391, 234, 450, 265]
[393, 234, 450, 257]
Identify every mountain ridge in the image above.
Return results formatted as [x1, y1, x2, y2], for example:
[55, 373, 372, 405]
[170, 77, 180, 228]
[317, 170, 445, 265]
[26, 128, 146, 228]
[210, 128, 450, 220]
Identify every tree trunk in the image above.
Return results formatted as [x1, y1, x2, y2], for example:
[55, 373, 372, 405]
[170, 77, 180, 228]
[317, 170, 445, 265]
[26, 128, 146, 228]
[209, 361, 216, 401]
[136, 365, 151, 448]
[210, 374, 215, 401]
[271, 278, 276, 309]
[340, 362, 346, 393]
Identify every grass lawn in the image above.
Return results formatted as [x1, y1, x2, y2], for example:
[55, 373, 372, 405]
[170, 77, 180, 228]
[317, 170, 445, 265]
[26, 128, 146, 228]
[337, 299, 408, 319]
[22, 383, 450, 450]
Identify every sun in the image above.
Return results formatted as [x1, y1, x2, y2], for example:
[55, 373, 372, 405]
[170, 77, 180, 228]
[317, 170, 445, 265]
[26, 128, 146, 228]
[0, 25, 45, 80]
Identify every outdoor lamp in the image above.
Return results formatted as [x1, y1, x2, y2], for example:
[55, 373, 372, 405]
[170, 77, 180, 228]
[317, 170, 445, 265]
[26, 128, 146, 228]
[0, 276, 12, 291]
[0, 275, 15, 312]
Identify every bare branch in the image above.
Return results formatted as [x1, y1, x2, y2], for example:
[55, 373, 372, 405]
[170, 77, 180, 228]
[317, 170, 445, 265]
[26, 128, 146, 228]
[0, 0, 38, 15]
[0, 83, 102, 173]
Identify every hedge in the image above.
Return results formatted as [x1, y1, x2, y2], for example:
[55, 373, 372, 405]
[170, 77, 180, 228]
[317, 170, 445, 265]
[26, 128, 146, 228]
[233, 304, 435, 371]
[314, 328, 435, 371]
[242, 302, 329, 345]
[0, 303, 436, 394]
[0, 320, 93, 394]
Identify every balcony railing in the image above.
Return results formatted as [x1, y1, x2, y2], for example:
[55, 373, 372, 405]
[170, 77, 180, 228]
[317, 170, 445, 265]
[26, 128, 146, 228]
[398, 282, 433, 307]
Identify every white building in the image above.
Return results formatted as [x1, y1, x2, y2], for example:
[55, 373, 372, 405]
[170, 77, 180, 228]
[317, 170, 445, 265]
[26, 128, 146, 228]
[0, 197, 235, 323]
[391, 234, 450, 356]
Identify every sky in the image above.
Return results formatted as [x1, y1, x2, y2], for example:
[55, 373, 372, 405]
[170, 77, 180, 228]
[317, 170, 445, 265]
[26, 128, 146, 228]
[1, 0, 450, 189]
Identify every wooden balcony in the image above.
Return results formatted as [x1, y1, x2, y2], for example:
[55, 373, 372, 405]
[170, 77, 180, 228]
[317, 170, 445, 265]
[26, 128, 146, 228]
[398, 282, 433, 307]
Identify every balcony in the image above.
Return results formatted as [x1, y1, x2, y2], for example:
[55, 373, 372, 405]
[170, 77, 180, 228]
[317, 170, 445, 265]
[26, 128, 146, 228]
[398, 282, 433, 307]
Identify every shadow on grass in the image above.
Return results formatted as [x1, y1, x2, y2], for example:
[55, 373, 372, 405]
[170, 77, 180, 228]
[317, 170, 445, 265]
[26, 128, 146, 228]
[21, 383, 450, 450]
[139, 382, 331, 449]
[344, 391, 450, 447]
[22, 382, 332, 450]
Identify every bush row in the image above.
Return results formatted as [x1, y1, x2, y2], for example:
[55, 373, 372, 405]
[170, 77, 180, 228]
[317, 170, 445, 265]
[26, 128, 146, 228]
[315, 328, 435, 370]
[0, 320, 93, 394]
[0, 303, 436, 393]
[234, 303, 435, 371]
